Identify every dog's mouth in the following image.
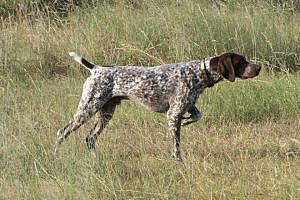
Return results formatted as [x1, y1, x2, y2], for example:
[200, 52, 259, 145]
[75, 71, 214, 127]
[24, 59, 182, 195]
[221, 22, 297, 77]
[240, 64, 261, 79]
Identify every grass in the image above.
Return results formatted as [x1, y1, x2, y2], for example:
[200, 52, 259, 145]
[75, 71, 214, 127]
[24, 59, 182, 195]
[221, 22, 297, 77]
[1, 75, 300, 199]
[1, 0, 300, 199]
[0, 0, 300, 80]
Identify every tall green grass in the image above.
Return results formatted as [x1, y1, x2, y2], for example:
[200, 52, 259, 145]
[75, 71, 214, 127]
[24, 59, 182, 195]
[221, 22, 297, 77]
[0, 0, 299, 80]
[200, 75, 300, 123]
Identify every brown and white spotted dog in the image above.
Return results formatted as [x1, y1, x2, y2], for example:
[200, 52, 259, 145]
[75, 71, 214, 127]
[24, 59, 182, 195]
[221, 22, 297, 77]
[54, 52, 261, 161]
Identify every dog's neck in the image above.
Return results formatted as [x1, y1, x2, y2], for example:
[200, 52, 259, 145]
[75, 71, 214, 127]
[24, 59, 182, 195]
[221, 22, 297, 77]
[200, 56, 223, 86]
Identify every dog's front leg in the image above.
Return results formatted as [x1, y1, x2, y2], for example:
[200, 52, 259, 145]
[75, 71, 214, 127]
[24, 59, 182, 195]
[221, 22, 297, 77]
[167, 110, 183, 162]
[182, 105, 202, 126]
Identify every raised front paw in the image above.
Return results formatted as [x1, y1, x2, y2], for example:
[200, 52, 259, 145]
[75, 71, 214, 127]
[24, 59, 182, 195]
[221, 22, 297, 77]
[181, 113, 202, 126]
[182, 117, 196, 126]
[181, 106, 202, 126]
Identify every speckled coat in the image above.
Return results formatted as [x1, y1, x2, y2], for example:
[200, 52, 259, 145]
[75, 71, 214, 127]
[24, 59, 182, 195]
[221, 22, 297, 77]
[90, 61, 206, 112]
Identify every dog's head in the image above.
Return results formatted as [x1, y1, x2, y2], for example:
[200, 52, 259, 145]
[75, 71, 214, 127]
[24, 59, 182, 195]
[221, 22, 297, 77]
[209, 52, 261, 82]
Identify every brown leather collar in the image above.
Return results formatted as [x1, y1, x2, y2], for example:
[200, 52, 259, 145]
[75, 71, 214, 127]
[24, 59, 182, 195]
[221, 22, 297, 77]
[201, 58, 215, 88]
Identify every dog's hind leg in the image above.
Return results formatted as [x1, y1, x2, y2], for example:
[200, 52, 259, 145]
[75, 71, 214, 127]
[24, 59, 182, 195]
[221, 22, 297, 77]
[54, 100, 104, 154]
[54, 80, 113, 154]
[85, 98, 119, 157]
[54, 109, 95, 154]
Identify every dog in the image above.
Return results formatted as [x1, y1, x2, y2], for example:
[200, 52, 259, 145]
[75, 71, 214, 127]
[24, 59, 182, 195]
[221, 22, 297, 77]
[54, 52, 261, 161]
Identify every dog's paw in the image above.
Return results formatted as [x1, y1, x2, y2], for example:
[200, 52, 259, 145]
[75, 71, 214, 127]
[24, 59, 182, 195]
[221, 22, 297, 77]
[181, 118, 197, 126]
[172, 150, 183, 162]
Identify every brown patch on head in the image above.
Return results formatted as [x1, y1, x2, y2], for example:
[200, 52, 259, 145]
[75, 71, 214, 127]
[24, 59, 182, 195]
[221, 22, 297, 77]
[210, 52, 261, 82]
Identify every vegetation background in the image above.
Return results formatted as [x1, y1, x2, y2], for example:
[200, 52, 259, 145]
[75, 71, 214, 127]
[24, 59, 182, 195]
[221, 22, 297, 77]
[1, 0, 300, 199]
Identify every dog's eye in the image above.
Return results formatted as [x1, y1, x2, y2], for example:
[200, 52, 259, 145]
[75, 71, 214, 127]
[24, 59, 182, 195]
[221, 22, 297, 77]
[236, 58, 247, 66]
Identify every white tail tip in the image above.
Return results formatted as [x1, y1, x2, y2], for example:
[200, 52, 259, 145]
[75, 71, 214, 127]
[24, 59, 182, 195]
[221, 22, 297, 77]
[69, 52, 75, 56]
[69, 52, 82, 63]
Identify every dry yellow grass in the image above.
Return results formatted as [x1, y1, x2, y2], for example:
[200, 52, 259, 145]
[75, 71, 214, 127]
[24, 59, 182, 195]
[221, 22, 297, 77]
[1, 77, 299, 199]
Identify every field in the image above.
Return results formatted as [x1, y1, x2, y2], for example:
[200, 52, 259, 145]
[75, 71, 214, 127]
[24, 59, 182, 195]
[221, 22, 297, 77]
[1, 0, 300, 199]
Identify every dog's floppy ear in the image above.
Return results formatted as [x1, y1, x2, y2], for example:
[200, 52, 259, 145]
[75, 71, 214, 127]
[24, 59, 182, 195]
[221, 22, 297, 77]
[218, 55, 235, 82]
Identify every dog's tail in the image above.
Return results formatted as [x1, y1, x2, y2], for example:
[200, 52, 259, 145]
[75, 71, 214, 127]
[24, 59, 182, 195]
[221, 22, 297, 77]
[69, 52, 95, 71]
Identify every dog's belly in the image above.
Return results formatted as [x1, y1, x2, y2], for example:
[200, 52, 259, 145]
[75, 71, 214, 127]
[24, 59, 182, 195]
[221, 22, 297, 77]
[130, 95, 170, 113]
